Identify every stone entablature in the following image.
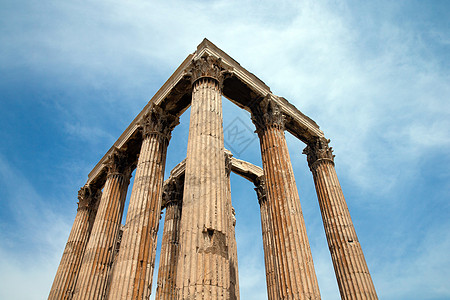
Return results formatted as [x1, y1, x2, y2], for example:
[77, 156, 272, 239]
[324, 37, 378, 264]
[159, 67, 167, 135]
[86, 39, 323, 187]
[49, 39, 378, 300]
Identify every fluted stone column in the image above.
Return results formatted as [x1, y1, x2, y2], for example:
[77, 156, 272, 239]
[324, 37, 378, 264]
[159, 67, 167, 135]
[176, 55, 232, 299]
[225, 152, 240, 300]
[155, 178, 184, 300]
[73, 148, 132, 300]
[303, 138, 378, 300]
[107, 106, 178, 300]
[254, 176, 278, 300]
[48, 186, 101, 300]
[251, 96, 321, 299]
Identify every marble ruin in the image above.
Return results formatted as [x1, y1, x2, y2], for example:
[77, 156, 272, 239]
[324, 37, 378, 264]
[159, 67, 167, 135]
[49, 39, 378, 299]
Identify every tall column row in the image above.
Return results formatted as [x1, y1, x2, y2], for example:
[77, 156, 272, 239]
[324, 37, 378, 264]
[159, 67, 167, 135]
[49, 105, 178, 300]
[73, 148, 132, 300]
[48, 186, 101, 300]
[49, 54, 378, 300]
[107, 106, 178, 300]
[251, 96, 321, 300]
[304, 138, 378, 299]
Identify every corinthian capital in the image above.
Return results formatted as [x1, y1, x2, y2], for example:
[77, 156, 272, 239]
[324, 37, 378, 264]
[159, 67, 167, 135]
[303, 138, 335, 169]
[103, 147, 132, 178]
[254, 175, 267, 205]
[251, 94, 285, 133]
[162, 177, 184, 208]
[188, 54, 228, 85]
[224, 150, 233, 176]
[140, 105, 179, 141]
[77, 185, 102, 210]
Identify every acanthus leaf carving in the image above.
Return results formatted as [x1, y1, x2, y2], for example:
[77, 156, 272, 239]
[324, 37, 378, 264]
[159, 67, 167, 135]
[103, 147, 132, 178]
[224, 150, 233, 176]
[188, 54, 230, 85]
[162, 177, 184, 208]
[303, 137, 335, 169]
[140, 104, 179, 141]
[77, 185, 102, 210]
[251, 94, 285, 133]
[231, 207, 236, 227]
[254, 175, 267, 205]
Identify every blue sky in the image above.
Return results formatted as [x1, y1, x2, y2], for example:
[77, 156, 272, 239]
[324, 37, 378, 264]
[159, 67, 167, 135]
[1, 0, 449, 299]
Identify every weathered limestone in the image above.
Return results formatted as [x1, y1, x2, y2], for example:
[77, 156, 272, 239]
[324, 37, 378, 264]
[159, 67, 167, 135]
[49, 39, 379, 300]
[73, 148, 132, 300]
[155, 177, 184, 300]
[48, 186, 101, 300]
[107, 106, 178, 300]
[304, 138, 378, 300]
[254, 176, 278, 300]
[251, 96, 321, 299]
[176, 55, 232, 299]
[225, 151, 240, 300]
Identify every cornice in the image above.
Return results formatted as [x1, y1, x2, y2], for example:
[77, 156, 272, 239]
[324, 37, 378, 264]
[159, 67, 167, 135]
[87, 39, 324, 186]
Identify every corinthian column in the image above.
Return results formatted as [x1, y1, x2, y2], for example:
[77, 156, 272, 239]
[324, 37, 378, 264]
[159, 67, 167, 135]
[303, 138, 378, 300]
[254, 176, 278, 300]
[251, 96, 321, 300]
[155, 177, 183, 300]
[176, 55, 231, 299]
[107, 106, 178, 300]
[225, 151, 240, 300]
[73, 148, 132, 300]
[48, 186, 101, 300]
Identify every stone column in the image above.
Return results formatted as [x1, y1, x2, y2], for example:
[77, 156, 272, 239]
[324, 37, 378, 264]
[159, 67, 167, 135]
[303, 138, 378, 300]
[107, 106, 178, 300]
[155, 178, 183, 300]
[225, 152, 240, 300]
[48, 186, 101, 300]
[251, 96, 321, 299]
[73, 148, 132, 300]
[254, 176, 278, 300]
[176, 55, 231, 299]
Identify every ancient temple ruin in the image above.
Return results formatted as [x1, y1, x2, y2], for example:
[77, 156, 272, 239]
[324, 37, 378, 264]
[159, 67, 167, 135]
[48, 39, 378, 300]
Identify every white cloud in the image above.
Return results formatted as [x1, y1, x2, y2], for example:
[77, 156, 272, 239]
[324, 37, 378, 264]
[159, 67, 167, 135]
[375, 225, 450, 299]
[1, 0, 449, 299]
[0, 155, 71, 300]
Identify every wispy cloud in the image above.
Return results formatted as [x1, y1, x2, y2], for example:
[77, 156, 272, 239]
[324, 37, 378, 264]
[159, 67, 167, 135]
[0, 155, 71, 299]
[0, 0, 449, 299]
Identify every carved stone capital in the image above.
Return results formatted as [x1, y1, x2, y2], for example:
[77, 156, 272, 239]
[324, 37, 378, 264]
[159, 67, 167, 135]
[140, 105, 179, 141]
[231, 207, 236, 227]
[224, 150, 233, 176]
[303, 138, 335, 169]
[254, 175, 267, 205]
[77, 185, 102, 210]
[103, 147, 133, 179]
[251, 94, 285, 133]
[162, 177, 184, 208]
[188, 54, 229, 86]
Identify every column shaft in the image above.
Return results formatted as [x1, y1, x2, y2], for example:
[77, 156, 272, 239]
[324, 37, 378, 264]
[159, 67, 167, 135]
[108, 107, 177, 300]
[225, 154, 239, 300]
[73, 150, 131, 300]
[252, 98, 321, 299]
[305, 139, 378, 299]
[48, 186, 99, 300]
[155, 199, 182, 300]
[255, 177, 278, 300]
[177, 72, 231, 299]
